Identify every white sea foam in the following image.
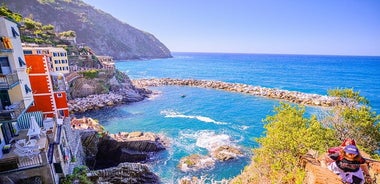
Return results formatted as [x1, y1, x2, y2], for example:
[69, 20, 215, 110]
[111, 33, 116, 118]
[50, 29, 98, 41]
[147, 91, 162, 100]
[195, 130, 233, 151]
[160, 110, 228, 125]
[240, 125, 250, 130]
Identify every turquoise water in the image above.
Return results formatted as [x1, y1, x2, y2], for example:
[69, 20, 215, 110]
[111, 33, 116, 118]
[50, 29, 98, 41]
[78, 53, 380, 183]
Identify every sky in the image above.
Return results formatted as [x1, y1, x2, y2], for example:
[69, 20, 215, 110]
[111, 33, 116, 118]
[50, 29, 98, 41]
[81, 0, 380, 56]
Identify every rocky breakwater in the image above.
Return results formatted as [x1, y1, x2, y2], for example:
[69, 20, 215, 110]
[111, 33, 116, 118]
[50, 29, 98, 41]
[133, 78, 358, 107]
[68, 93, 123, 113]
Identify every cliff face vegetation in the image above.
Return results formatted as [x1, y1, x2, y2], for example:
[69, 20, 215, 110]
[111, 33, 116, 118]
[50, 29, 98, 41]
[3, 0, 172, 59]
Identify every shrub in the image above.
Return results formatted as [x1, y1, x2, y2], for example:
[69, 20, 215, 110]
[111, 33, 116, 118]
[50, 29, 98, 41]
[251, 103, 336, 183]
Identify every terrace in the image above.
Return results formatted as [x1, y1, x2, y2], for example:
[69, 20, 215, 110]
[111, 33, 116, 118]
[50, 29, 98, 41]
[0, 129, 51, 173]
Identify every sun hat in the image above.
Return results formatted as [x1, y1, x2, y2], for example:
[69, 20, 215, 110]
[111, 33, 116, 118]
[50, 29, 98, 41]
[344, 144, 359, 155]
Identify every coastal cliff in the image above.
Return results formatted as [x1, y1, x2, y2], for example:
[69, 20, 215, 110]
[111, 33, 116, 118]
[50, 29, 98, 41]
[3, 0, 172, 60]
[69, 117, 166, 183]
[68, 69, 151, 113]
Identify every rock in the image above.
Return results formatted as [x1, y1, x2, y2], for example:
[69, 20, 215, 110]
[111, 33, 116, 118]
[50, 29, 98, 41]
[88, 162, 160, 184]
[178, 154, 215, 172]
[132, 78, 357, 108]
[93, 132, 167, 169]
[211, 145, 243, 161]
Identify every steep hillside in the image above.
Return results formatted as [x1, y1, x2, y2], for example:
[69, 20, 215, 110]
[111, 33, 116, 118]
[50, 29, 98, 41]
[3, 0, 172, 60]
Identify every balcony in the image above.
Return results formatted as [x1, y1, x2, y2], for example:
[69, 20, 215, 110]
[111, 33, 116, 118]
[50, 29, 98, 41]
[0, 100, 25, 122]
[0, 130, 49, 173]
[0, 36, 13, 53]
[0, 73, 19, 89]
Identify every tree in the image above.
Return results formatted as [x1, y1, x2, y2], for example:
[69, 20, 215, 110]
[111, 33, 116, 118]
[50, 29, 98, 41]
[251, 103, 336, 183]
[61, 166, 92, 184]
[323, 88, 380, 155]
[328, 88, 369, 105]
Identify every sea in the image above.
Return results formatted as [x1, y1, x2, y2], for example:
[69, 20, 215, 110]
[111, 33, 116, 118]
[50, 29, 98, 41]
[76, 52, 380, 183]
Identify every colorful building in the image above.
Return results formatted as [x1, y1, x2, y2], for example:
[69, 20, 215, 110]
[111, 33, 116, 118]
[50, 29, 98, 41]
[24, 54, 69, 118]
[23, 46, 69, 74]
[0, 17, 71, 184]
[0, 17, 34, 144]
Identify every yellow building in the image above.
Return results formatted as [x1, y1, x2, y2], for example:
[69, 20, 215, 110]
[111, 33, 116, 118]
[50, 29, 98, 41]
[23, 46, 69, 74]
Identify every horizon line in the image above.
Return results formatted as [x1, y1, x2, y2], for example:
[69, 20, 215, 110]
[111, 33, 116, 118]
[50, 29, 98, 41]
[170, 51, 380, 57]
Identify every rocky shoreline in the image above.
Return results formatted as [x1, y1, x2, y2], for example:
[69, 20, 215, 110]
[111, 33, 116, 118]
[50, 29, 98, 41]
[69, 117, 167, 183]
[132, 78, 357, 107]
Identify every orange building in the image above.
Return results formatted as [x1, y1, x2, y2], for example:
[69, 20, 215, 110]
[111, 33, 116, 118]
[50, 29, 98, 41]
[24, 55, 69, 118]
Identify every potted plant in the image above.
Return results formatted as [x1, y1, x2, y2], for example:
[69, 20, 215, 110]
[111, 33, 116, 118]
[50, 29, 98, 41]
[2, 144, 11, 154]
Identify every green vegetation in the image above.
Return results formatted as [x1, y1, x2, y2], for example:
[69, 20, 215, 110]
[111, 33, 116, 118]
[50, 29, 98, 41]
[59, 30, 76, 38]
[61, 166, 92, 184]
[250, 103, 337, 183]
[80, 70, 99, 79]
[328, 88, 369, 105]
[0, 5, 22, 22]
[233, 88, 380, 183]
[1, 5, 76, 45]
[324, 88, 380, 154]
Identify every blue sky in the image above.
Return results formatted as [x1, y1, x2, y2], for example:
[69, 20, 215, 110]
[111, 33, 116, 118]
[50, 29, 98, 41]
[82, 0, 380, 56]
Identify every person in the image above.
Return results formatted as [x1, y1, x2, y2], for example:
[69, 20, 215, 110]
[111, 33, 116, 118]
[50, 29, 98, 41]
[328, 138, 356, 154]
[321, 138, 356, 168]
[327, 144, 371, 184]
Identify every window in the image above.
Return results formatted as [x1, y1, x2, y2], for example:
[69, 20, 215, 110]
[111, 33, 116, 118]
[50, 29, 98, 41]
[0, 57, 10, 67]
[37, 50, 42, 54]
[24, 84, 32, 93]
[11, 27, 20, 37]
[23, 50, 32, 54]
[18, 57, 26, 67]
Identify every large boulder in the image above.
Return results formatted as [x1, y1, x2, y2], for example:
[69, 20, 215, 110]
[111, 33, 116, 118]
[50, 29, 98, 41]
[178, 154, 215, 172]
[88, 162, 160, 184]
[211, 145, 243, 161]
[94, 132, 167, 169]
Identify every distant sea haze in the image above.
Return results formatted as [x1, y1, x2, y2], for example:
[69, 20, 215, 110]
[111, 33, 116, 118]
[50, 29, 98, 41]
[77, 53, 380, 183]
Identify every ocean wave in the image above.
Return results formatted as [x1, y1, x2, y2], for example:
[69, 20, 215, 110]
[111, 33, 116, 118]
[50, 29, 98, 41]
[195, 130, 235, 151]
[160, 110, 228, 125]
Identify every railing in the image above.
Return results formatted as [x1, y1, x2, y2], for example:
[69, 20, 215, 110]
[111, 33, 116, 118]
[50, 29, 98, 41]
[17, 153, 44, 168]
[0, 100, 25, 121]
[0, 152, 46, 173]
[0, 73, 19, 89]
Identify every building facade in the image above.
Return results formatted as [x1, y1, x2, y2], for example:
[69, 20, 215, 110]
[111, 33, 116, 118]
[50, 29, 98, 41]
[0, 17, 70, 184]
[24, 55, 69, 118]
[0, 17, 34, 144]
[23, 46, 69, 74]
